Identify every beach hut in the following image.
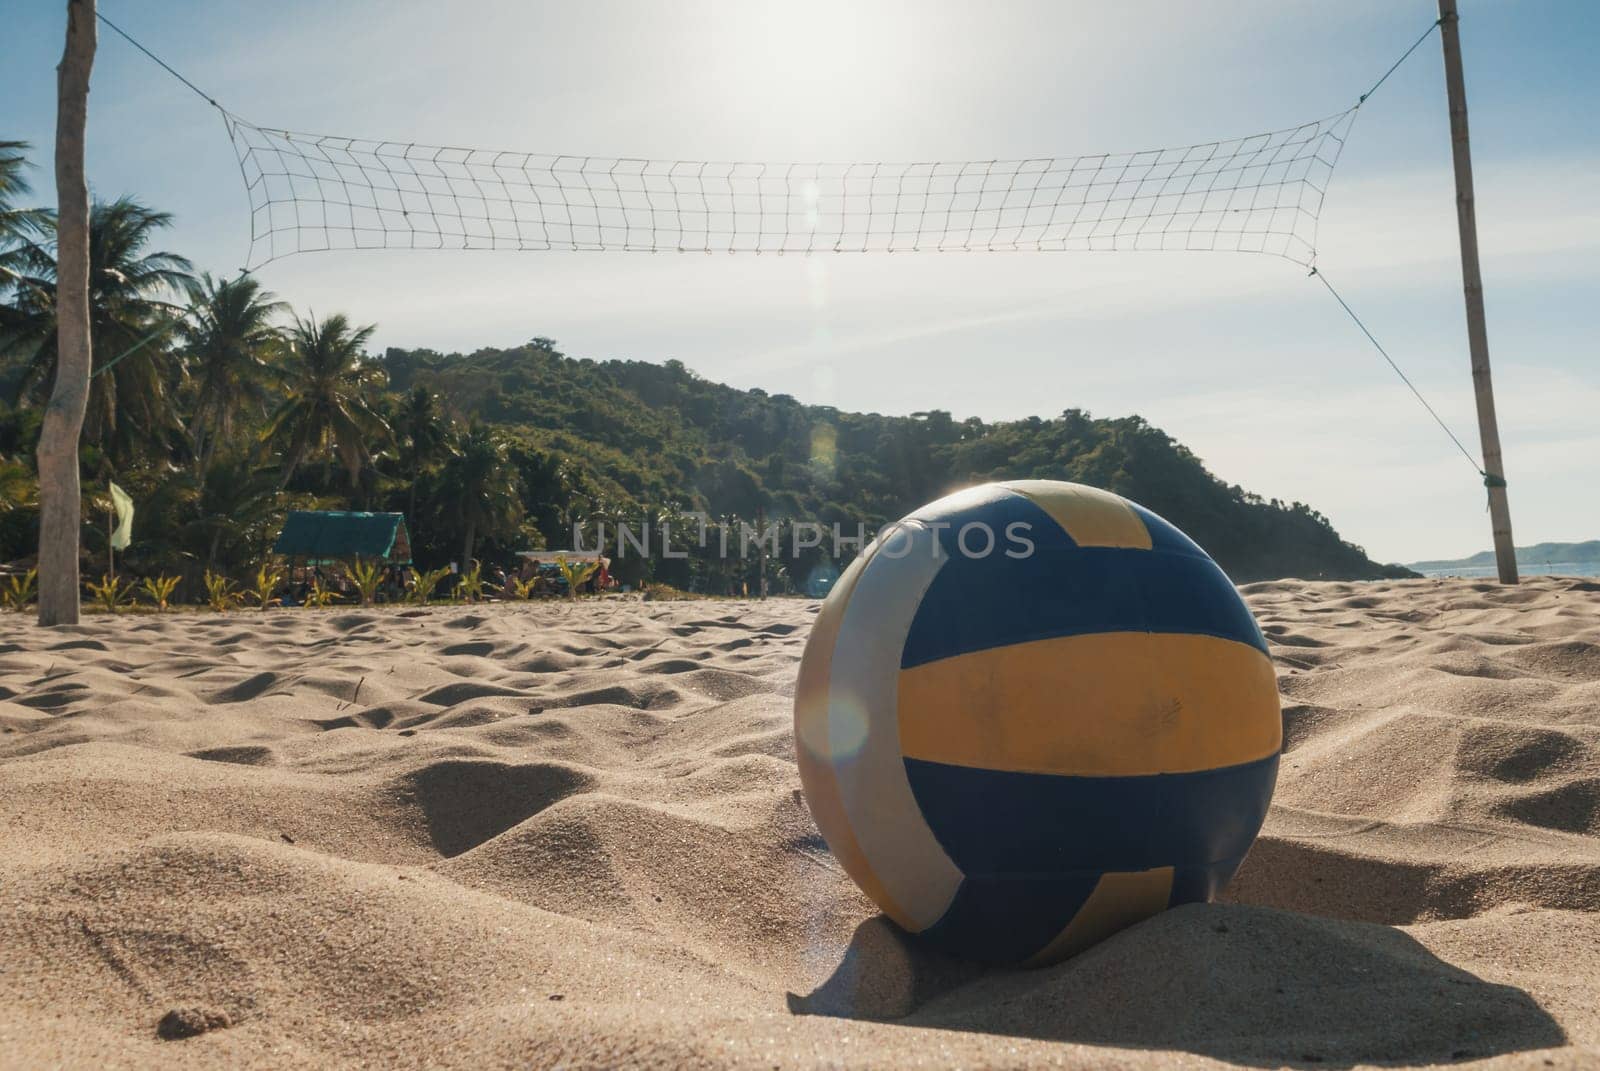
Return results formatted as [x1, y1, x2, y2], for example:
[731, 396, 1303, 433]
[273, 511, 413, 596]
[274, 510, 412, 565]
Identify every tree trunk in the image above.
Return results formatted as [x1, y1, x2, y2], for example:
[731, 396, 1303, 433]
[190, 411, 211, 484]
[461, 519, 475, 576]
[36, 0, 97, 627]
[277, 449, 301, 490]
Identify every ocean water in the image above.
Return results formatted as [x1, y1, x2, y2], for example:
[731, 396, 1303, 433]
[1413, 561, 1600, 579]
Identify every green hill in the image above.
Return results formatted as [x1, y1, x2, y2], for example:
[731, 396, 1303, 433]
[1410, 541, 1600, 571]
[382, 339, 1412, 583]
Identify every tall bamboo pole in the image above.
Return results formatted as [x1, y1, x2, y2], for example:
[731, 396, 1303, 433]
[1438, 0, 1518, 584]
[36, 0, 97, 625]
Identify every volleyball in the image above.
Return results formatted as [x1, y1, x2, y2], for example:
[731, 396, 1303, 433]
[794, 480, 1281, 965]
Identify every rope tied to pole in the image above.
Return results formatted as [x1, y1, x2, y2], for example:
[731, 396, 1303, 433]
[1308, 267, 1490, 484]
[95, 10, 224, 112]
[1358, 19, 1443, 106]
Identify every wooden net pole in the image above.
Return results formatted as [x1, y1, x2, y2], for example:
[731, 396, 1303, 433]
[1438, 0, 1518, 584]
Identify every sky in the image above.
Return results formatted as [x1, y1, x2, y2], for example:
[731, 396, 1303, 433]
[3, 0, 1597, 564]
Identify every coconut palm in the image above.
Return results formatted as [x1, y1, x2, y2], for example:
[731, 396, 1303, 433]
[0, 458, 34, 513]
[0, 140, 49, 290]
[438, 420, 523, 570]
[0, 197, 194, 465]
[392, 383, 450, 520]
[0, 398, 40, 514]
[179, 272, 286, 485]
[0, 141, 30, 218]
[0, 142, 49, 598]
[180, 453, 282, 571]
[261, 312, 390, 488]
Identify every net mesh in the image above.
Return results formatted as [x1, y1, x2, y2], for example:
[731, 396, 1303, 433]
[224, 107, 1358, 270]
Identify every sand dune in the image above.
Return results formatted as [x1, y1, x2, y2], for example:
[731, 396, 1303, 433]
[2, 578, 1599, 1068]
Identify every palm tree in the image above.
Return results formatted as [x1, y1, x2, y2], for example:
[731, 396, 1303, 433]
[0, 140, 50, 290]
[0, 457, 34, 514]
[0, 398, 40, 514]
[261, 312, 390, 488]
[179, 272, 285, 485]
[180, 453, 282, 572]
[438, 420, 523, 570]
[1, 197, 195, 465]
[0, 140, 31, 222]
[392, 383, 449, 519]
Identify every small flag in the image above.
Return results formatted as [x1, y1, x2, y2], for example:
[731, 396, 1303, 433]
[108, 480, 134, 551]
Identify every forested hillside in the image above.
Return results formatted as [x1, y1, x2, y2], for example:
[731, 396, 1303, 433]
[384, 339, 1412, 584]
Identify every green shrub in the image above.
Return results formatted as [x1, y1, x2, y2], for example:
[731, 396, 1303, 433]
[1, 568, 37, 611]
[304, 577, 339, 607]
[86, 574, 134, 613]
[457, 560, 486, 602]
[248, 564, 285, 610]
[350, 559, 383, 606]
[554, 555, 598, 598]
[408, 566, 450, 605]
[203, 570, 243, 612]
[140, 574, 180, 611]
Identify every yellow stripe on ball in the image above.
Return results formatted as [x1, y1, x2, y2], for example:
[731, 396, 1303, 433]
[896, 632, 1280, 777]
[1001, 479, 1154, 549]
[1025, 866, 1176, 966]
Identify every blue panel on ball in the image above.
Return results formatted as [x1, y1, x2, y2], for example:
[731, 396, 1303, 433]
[900, 540, 1268, 669]
[916, 487, 1079, 559]
[901, 753, 1279, 876]
[916, 872, 1102, 964]
[1127, 502, 1211, 560]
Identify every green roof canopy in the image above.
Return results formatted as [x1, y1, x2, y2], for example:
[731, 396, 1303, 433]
[272, 511, 412, 564]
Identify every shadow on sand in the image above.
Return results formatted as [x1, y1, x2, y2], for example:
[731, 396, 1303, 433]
[788, 904, 1564, 1067]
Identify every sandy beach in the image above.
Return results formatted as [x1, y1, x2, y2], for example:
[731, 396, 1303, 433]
[2, 576, 1599, 1068]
